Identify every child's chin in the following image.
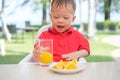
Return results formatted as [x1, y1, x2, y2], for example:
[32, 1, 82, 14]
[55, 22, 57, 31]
[58, 31, 65, 33]
[57, 29, 66, 33]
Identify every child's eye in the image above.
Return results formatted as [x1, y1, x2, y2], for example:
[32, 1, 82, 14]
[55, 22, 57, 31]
[64, 17, 69, 19]
[54, 16, 59, 19]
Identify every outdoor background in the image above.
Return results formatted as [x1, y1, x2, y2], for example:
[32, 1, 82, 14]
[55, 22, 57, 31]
[0, 0, 120, 64]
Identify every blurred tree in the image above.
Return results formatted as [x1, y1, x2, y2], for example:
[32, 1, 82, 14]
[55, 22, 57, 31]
[78, 0, 84, 34]
[0, 0, 12, 42]
[41, 0, 47, 24]
[22, 0, 50, 24]
[88, 0, 97, 40]
[34, 0, 52, 25]
[97, 0, 120, 20]
[104, 0, 111, 20]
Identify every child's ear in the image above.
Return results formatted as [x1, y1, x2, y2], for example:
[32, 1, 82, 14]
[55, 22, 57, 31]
[72, 16, 76, 22]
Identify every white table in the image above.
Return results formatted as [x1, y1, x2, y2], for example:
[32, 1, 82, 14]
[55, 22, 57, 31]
[0, 62, 120, 80]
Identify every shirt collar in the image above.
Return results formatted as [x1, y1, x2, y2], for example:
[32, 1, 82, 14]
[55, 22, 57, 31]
[49, 26, 73, 34]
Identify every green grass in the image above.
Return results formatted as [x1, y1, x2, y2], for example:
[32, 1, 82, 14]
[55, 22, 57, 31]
[86, 31, 119, 62]
[86, 31, 120, 62]
[0, 32, 36, 64]
[0, 31, 119, 64]
[86, 40, 116, 62]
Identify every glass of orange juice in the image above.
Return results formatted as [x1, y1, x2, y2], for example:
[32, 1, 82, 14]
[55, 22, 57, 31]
[39, 39, 53, 66]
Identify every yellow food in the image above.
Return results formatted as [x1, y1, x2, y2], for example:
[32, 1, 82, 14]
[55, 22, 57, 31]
[70, 59, 77, 64]
[64, 63, 77, 70]
[53, 59, 78, 70]
[53, 60, 64, 69]
[39, 51, 53, 64]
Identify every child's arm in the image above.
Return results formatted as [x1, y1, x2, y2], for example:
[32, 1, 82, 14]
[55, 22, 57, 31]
[62, 49, 89, 61]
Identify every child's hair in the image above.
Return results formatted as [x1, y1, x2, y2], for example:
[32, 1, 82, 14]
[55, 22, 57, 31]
[51, 0, 76, 13]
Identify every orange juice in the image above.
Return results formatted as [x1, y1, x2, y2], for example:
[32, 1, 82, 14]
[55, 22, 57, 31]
[39, 51, 53, 64]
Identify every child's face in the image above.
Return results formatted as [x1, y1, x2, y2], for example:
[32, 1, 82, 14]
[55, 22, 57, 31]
[50, 4, 76, 33]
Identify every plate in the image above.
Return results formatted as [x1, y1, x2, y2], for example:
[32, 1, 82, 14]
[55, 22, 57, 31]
[48, 59, 87, 74]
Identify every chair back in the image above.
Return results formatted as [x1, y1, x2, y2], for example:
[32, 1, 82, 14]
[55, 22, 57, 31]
[36, 24, 51, 39]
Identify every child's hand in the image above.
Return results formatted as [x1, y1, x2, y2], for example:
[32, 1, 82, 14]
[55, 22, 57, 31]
[62, 52, 80, 61]
[33, 44, 41, 61]
[62, 50, 89, 61]
[33, 44, 50, 61]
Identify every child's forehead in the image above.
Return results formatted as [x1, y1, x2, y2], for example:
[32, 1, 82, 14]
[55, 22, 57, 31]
[51, 4, 74, 13]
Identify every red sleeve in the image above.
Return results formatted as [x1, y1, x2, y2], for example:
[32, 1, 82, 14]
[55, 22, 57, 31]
[78, 35, 90, 54]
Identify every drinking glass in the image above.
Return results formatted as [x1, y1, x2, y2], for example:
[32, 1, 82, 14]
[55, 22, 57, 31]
[39, 39, 53, 66]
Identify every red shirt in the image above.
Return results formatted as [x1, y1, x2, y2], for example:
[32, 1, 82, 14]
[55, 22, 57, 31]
[35, 26, 90, 62]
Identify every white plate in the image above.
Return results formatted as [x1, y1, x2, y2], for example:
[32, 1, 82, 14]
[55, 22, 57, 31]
[48, 60, 87, 74]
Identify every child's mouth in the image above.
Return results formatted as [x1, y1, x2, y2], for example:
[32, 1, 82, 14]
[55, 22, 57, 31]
[57, 25, 64, 29]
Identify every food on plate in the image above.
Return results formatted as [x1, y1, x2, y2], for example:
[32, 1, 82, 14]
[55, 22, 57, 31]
[69, 59, 77, 64]
[64, 62, 77, 70]
[53, 60, 64, 69]
[53, 59, 78, 70]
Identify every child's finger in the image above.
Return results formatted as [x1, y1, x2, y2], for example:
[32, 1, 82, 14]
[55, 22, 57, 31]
[62, 54, 73, 61]
[62, 54, 69, 59]
[66, 58, 72, 61]
[33, 49, 41, 60]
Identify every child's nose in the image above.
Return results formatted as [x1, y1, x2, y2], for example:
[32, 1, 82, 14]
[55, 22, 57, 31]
[58, 18, 64, 23]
